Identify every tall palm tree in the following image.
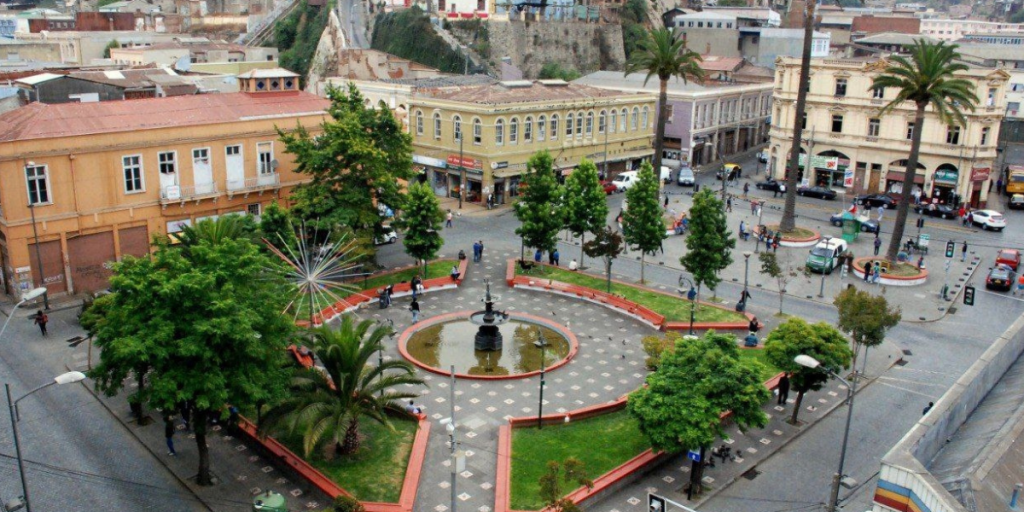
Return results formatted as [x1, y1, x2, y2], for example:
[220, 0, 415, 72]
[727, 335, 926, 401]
[625, 27, 705, 174]
[872, 40, 978, 262]
[260, 317, 425, 457]
[778, 0, 818, 234]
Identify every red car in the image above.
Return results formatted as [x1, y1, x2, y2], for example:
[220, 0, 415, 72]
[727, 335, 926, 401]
[601, 181, 618, 194]
[996, 249, 1021, 271]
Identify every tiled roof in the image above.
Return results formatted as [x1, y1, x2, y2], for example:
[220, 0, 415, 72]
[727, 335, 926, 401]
[0, 91, 329, 142]
[698, 56, 744, 72]
[851, 15, 920, 35]
[68, 67, 179, 88]
[380, 74, 495, 88]
[422, 80, 638, 105]
[854, 32, 935, 45]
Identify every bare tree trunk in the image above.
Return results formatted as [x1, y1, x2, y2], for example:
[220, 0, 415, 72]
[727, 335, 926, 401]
[779, 0, 817, 233]
[790, 390, 805, 424]
[778, 289, 785, 314]
[579, 232, 586, 268]
[194, 409, 213, 486]
[640, 251, 646, 284]
[340, 418, 361, 455]
[653, 80, 669, 176]
[885, 103, 927, 262]
[688, 446, 708, 498]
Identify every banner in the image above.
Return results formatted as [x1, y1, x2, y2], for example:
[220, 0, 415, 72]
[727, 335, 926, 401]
[843, 169, 854, 188]
[798, 154, 839, 170]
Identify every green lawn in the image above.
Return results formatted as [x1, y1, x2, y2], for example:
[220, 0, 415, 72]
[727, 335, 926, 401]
[292, 261, 454, 318]
[510, 411, 650, 510]
[737, 348, 783, 382]
[517, 265, 748, 323]
[277, 418, 418, 502]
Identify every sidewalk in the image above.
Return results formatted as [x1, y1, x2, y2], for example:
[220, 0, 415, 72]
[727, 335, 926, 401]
[436, 196, 514, 218]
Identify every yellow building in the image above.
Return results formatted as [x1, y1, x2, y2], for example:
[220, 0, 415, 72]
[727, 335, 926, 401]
[768, 57, 1008, 207]
[0, 69, 328, 298]
[408, 80, 656, 204]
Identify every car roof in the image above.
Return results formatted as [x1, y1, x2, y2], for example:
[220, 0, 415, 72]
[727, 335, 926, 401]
[992, 266, 1013, 275]
[976, 209, 1000, 215]
[1013, 194, 1024, 200]
[999, 249, 1019, 256]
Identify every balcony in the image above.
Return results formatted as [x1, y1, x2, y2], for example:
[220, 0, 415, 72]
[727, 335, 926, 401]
[161, 183, 220, 205]
[226, 173, 281, 197]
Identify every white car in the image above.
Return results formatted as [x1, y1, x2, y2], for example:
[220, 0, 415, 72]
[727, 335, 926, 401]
[374, 227, 399, 245]
[756, 151, 769, 163]
[970, 210, 1006, 231]
[611, 171, 638, 192]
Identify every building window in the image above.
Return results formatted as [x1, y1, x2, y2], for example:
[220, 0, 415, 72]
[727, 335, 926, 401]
[551, 115, 559, 140]
[247, 203, 262, 216]
[227, 145, 240, 156]
[25, 164, 49, 205]
[621, 108, 628, 131]
[598, 110, 606, 134]
[473, 118, 482, 145]
[946, 125, 961, 145]
[988, 87, 997, 106]
[510, 117, 519, 144]
[872, 87, 884, 99]
[831, 114, 843, 133]
[415, 111, 424, 135]
[642, 106, 650, 128]
[575, 111, 583, 137]
[524, 116, 533, 143]
[538, 115, 547, 140]
[610, 110, 617, 133]
[982, 126, 991, 145]
[801, 112, 807, 130]
[453, 115, 462, 142]
[158, 151, 176, 174]
[906, 122, 915, 140]
[631, 107, 639, 130]
[433, 113, 442, 139]
[257, 142, 274, 175]
[122, 155, 144, 193]
[868, 118, 880, 137]
[585, 111, 593, 137]
[566, 113, 574, 137]
[496, 119, 504, 145]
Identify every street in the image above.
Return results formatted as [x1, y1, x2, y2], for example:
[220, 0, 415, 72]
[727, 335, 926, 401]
[338, 0, 368, 49]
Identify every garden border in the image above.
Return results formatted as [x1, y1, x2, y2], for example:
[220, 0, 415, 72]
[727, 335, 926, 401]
[236, 415, 431, 512]
[757, 225, 821, 248]
[851, 256, 928, 286]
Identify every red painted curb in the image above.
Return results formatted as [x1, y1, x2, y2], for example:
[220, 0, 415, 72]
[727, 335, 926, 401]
[851, 256, 928, 281]
[760, 224, 821, 243]
[396, 311, 580, 381]
[495, 424, 513, 512]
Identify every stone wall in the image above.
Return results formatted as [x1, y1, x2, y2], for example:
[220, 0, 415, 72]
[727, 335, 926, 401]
[486, 20, 625, 78]
[306, 9, 344, 92]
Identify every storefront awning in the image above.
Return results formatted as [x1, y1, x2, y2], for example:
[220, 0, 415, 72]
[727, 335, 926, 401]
[886, 171, 925, 185]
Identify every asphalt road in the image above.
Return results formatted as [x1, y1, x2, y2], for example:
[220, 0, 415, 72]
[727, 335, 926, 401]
[338, 0, 368, 49]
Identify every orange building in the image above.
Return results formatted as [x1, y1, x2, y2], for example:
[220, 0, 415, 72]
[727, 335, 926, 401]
[0, 69, 329, 298]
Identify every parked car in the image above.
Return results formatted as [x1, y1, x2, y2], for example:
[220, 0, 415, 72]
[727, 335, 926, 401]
[806, 238, 849, 274]
[996, 249, 1021, 271]
[756, 151, 769, 163]
[829, 213, 879, 234]
[658, 166, 672, 184]
[611, 171, 638, 192]
[986, 264, 1016, 291]
[971, 209, 1007, 231]
[1010, 194, 1024, 210]
[601, 180, 618, 194]
[676, 166, 695, 187]
[755, 179, 786, 192]
[855, 194, 898, 209]
[797, 186, 838, 200]
[716, 163, 740, 180]
[913, 203, 956, 219]
[374, 227, 398, 245]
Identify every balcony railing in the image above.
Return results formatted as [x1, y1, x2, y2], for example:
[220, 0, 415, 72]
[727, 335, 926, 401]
[226, 173, 281, 194]
[161, 183, 220, 203]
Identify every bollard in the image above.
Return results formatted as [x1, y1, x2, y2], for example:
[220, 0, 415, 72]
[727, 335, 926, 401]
[1011, 483, 1022, 509]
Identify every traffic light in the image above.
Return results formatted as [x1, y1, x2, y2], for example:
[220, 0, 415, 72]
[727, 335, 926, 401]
[916, 217, 925, 229]
[649, 494, 666, 512]
[964, 285, 976, 306]
[945, 240, 956, 258]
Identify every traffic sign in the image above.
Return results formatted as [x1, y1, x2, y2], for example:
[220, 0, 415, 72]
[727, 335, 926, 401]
[964, 285, 976, 306]
[686, 450, 701, 462]
[945, 240, 956, 258]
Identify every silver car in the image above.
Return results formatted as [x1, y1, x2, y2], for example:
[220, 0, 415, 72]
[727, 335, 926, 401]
[676, 166, 695, 187]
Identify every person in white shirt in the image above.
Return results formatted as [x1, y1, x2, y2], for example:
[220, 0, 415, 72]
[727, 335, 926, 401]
[568, 259, 579, 271]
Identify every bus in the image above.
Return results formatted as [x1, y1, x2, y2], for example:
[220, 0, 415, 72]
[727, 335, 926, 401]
[1007, 166, 1024, 196]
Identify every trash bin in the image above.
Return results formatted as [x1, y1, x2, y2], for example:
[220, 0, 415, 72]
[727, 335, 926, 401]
[253, 491, 287, 512]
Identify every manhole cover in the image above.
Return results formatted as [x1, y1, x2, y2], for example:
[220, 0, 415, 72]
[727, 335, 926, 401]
[896, 359, 909, 366]
[741, 469, 760, 481]
[902, 349, 913, 356]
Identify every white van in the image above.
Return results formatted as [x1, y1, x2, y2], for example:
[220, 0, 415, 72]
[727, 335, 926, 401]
[612, 171, 638, 192]
[659, 166, 672, 183]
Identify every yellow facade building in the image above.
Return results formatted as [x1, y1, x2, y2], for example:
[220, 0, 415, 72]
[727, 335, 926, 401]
[768, 57, 1009, 207]
[0, 69, 328, 297]
[407, 80, 656, 204]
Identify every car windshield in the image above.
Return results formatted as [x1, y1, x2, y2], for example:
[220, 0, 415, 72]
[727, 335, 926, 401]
[810, 247, 832, 257]
[999, 251, 1016, 259]
[1011, 174, 1024, 182]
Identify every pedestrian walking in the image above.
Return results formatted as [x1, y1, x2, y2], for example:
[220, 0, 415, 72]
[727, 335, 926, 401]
[743, 182, 750, 199]
[922, 402, 934, 415]
[478, 240, 484, 261]
[966, 211, 974, 227]
[473, 241, 482, 262]
[873, 237, 882, 256]
[534, 249, 542, 263]
[726, 196, 733, 212]
[1016, 274, 1024, 297]
[772, 187, 779, 198]
[876, 206, 884, 223]
[772, 233, 780, 252]
[410, 298, 420, 323]
[756, 202, 762, 218]
[872, 262, 881, 284]
[750, 199, 757, 215]
[548, 249, 555, 265]
[165, 416, 177, 456]
[997, 178, 1004, 195]
[777, 374, 790, 405]
[863, 260, 871, 282]
[445, 210, 453, 228]
[553, 249, 560, 266]
[33, 310, 47, 336]
[411, 275, 422, 299]
[664, 195, 669, 208]
[961, 241, 968, 262]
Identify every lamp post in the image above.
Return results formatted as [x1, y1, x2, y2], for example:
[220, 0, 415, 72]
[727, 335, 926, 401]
[6, 371, 87, 512]
[534, 335, 547, 428]
[678, 276, 697, 335]
[26, 202, 49, 310]
[458, 134, 466, 210]
[794, 355, 858, 512]
[743, 251, 752, 296]
[0, 287, 46, 343]
[818, 236, 832, 298]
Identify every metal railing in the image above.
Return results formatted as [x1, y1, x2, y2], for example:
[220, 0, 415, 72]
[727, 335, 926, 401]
[161, 183, 220, 202]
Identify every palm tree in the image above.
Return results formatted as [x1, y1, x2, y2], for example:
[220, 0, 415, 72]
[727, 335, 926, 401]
[625, 27, 705, 174]
[872, 40, 978, 262]
[260, 317, 425, 457]
[778, 0, 818, 234]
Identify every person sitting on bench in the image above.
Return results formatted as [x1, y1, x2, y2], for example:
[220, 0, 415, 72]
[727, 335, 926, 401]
[450, 265, 461, 281]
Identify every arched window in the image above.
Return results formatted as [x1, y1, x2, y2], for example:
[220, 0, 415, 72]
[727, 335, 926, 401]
[495, 119, 505, 146]
[620, 108, 628, 132]
[610, 110, 617, 133]
[473, 118, 482, 145]
[524, 116, 533, 143]
[585, 111, 594, 137]
[433, 112, 442, 139]
[510, 117, 519, 144]
[566, 113, 574, 138]
[415, 110, 424, 135]
[631, 107, 639, 130]
[575, 111, 583, 138]
[453, 115, 462, 142]
[538, 115, 547, 140]
[641, 106, 649, 129]
[551, 114, 559, 140]
[598, 110, 606, 134]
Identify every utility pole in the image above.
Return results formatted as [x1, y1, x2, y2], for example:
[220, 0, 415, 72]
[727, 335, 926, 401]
[448, 366, 457, 512]
[27, 203, 49, 310]
[458, 134, 466, 210]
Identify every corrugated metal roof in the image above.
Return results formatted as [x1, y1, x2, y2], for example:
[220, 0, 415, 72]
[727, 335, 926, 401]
[236, 68, 299, 79]
[0, 91, 329, 142]
[423, 80, 637, 105]
[15, 72, 63, 86]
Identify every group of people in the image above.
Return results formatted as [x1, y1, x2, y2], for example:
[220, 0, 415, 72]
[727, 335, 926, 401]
[958, 205, 975, 227]
[534, 248, 561, 266]
[862, 260, 883, 284]
[756, 227, 780, 252]
[472, 240, 485, 262]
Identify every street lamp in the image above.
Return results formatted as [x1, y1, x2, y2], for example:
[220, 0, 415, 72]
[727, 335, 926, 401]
[677, 276, 697, 335]
[743, 251, 752, 297]
[0, 287, 46, 343]
[534, 335, 547, 429]
[818, 236, 832, 298]
[6, 371, 87, 512]
[26, 202, 49, 310]
[794, 355, 858, 512]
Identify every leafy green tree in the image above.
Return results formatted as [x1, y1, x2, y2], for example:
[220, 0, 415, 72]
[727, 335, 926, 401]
[764, 318, 854, 424]
[582, 226, 624, 293]
[259, 200, 299, 252]
[619, 0, 648, 60]
[260, 317, 425, 456]
[538, 458, 593, 512]
[622, 162, 665, 284]
[331, 496, 366, 512]
[872, 40, 978, 262]
[624, 28, 705, 173]
[680, 189, 735, 301]
[397, 181, 445, 277]
[174, 214, 259, 250]
[514, 151, 563, 260]
[627, 331, 770, 496]
[640, 331, 683, 370]
[103, 39, 119, 58]
[562, 159, 609, 267]
[90, 223, 296, 485]
[538, 62, 581, 81]
[81, 292, 154, 424]
[833, 287, 902, 374]
[280, 83, 413, 240]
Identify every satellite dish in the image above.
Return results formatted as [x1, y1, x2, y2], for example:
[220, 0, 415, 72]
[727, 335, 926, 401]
[271, 159, 279, 170]
[173, 55, 191, 72]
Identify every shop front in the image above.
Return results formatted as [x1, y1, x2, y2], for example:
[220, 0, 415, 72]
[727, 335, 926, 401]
[929, 165, 959, 204]
[885, 169, 925, 196]
[446, 154, 484, 204]
[790, 154, 838, 187]
[969, 166, 991, 208]
[414, 154, 450, 197]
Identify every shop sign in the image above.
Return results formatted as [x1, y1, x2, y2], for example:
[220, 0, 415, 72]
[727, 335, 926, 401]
[971, 167, 991, 181]
[843, 169, 854, 188]
[493, 161, 509, 170]
[933, 169, 958, 184]
[798, 154, 839, 170]
[413, 154, 447, 168]
[447, 155, 482, 170]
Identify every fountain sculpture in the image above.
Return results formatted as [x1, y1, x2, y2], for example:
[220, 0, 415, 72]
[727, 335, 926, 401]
[469, 280, 509, 351]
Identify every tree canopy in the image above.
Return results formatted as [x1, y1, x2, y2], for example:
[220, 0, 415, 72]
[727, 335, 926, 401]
[764, 318, 853, 423]
[562, 159, 609, 265]
[681, 189, 735, 296]
[622, 162, 665, 283]
[397, 181, 445, 274]
[514, 151, 564, 255]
